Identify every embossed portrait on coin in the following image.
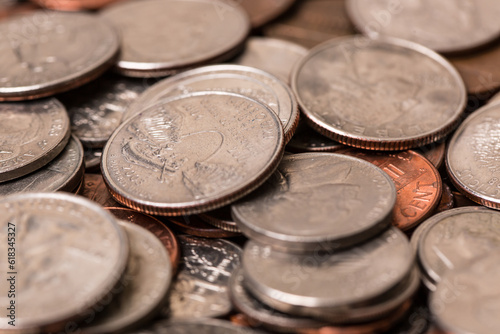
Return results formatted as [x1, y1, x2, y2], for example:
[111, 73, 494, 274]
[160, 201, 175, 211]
[0, 110, 42, 161]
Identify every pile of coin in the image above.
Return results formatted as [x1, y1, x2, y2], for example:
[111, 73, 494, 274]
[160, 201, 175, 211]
[2, 0, 500, 333]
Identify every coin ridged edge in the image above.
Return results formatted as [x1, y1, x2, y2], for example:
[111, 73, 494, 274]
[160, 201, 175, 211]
[198, 213, 242, 233]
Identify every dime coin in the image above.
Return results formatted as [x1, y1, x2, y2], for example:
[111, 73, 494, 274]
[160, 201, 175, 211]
[124, 65, 299, 143]
[234, 0, 295, 28]
[338, 149, 443, 231]
[0, 135, 84, 195]
[0, 11, 119, 100]
[59, 74, 149, 148]
[447, 103, 500, 209]
[81, 221, 172, 334]
[103, 92, 284, 216]
[231, 37, 308, 83]
[163, 215, 241, 238]
[163, 235, 242, 319]
[147, 319, 265, 334]
[291, 37, 466, 150]
[347, 0, 500, 54]
[0, 98, 70, 183]
[106, 207, 180, 271]
[232, 153, 396, 252]
[198, 206, 241, 233]
[242, 228, 414, 320]
[286, 121, 345, 153]
[430, 254, 500, 334]
[81, 173, 121, 208]
[0, 192, 129, 332]
[100, 0, 250, 77]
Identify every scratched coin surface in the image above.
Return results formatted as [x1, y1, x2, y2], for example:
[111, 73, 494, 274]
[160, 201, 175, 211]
[82, 221, 172, 334]
[292, 37, 466, 150]
[0, 193, 129, 332]
[100, 0, 250, 77]
[124, 65, 299, 142]
[163, 235, 242, 319]
[430, 254, 500, 334]
[231, 37, 308, 83]
[242, 227, 414, 319]
[103, 92, 284, 216]
[447, 103, 500, 209]
[0, 135, 84, 196]
[338, 149, 442, 231]
[0, 98, 70, 183]
[0, 11, 119, 100]
[232, 153, 396, 252]
[412, 207, 500, 290]
[347, 0, 500, 54]
[59, 74, 149, 148]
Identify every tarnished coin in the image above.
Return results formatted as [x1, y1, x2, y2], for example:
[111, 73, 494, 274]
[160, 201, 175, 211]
[447, 103, 500, 209]
[338, 149, 442, 231]
[124, 65, 299, 143]
[163, 215, 241, 238]
[231, 37, 308, 83]
[430, 254, 500, 334]
[234, 0, 295, 28]
[81, 173, 121, 208]
[412, 207, 500, 290]
[106, 207, 180, 271]
[286, 121, 345, 153]
[0, 11, 119, 100]
[100, 0, 250, 77]
[232, 153, 396, 252]
[291, 37, 466, 150]
[0, 135, 84, 196]
[163, 235, 241, 320]
[347, 0, 500, 54]
[242, 228, 414, 320]
[146, 319, 265, 334]
[59, 74, 149, 148]
[0, 98, 70, 183]
[103, 92, 284, 216]
[81, 221, 172, 334]
[198, 206, 241, 233]
[0, 192, 129, 332]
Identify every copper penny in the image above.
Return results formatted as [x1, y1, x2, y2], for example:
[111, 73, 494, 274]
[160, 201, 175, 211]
[159, 214, 241, 238]
[0, 1, 39, 20]
[338, 149, 442, 231]
[80, 173, 121, 208]
[32, 0, 119, 10]
[415, 141, 447, 170]
[234, 0, 295, 29]
[198, 206, 241, 233]
[106, 207, 180, 271]
[434, 183, 454, 214]
[451, 190, 480, 208]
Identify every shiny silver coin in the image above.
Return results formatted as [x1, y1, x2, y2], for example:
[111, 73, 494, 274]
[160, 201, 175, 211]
[232, 153, 396, 253]
[0, 192, 129, 332]
[163, 235, 241, 320]
[412, 207, 500, 290]
[231, 37, 308, 83]
[0, 11, 119, 101]
[59, 75, 150, 148]
[291, 36, 466, 150]
[430, 254, 500, 334]
[100, 0, 250, 77]
[124, 65, 299, 143]
[347, 0, 500, 54]
[103, 92, 284, 216]
[0, 135, 84, 196]
[242, 227, 414, 319]
[0, 98, 70, 183]
[144, 319, 265, 334]
[81, 220, 172, 334]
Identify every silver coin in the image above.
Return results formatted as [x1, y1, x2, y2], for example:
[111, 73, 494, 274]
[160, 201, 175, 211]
[347, 0, 500, 54]
[232, 153, 396, 252]
[242, 227, 414, 318]
[291, 36, 466, 150]
[146, 319, 265, 334]
[430, 254, 500, 334]
[488, 90, 500, 106]
[0, 135, 84, 196]
[231, 37, 308, 83]
[0, 98, 70, 183]
[0, 192, 129, 332]
[0, 11, 119, 100]
[412, 207, 500, 289]
[59, 75, 150, 148]
[84, 146, 102, 172]
[100, 0, 250, 77]
[447, 103, 500, 209]
[163, 235, 242, 319]
[103, 91, 284, 216]
[124, 65, 299, 142]
[82, 220, 172, 334]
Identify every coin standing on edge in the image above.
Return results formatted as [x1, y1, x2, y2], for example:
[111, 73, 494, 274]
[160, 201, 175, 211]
[103, 92, 284, 216]
[0, 98, 70, 183]
[291, 36, 466, 150]
[0, 11, 119, 100]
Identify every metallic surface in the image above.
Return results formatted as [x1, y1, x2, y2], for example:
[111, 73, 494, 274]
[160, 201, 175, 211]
[83, 147, 102, 172]
[163, 215, 241, 238]
[198, 206, 241, 233]
[81, 173, 121, 208]
[235, 0, 295, 28]
[415, 141, 446, 170]
[145, 319, 265, 334]
[286, 121, 345, 153]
